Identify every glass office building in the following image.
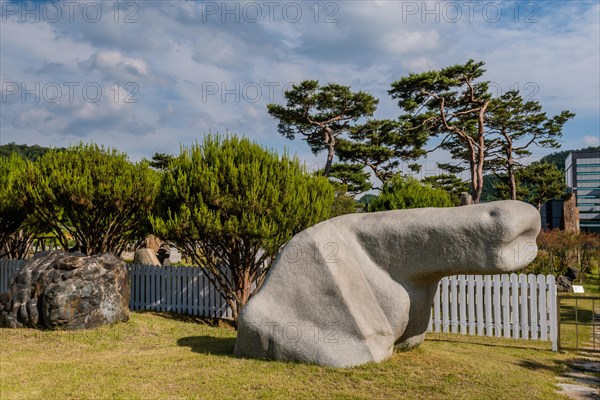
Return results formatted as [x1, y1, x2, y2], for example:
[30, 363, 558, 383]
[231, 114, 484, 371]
[565, 150, 600, 232]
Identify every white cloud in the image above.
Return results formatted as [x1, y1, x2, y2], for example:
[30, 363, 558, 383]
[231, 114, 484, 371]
[382, 30, 440, 56]
[0, 0, 598, 165]
[80, 50, 149, 79]
[582, 135, 600, 147]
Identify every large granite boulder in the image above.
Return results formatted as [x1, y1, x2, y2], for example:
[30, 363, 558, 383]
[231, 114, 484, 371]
[0, 251, 130, 330]
[235, 200, 541, 367]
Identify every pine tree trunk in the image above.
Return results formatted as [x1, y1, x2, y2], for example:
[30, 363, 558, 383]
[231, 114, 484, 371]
[324, 144, 335, 176]
[509, 170, 517, 200]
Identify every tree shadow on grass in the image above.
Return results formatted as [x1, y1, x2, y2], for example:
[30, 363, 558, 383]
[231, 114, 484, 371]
[135, 310, 236, 330]
[517, 359, 568, 373]
[177, 335, 236, 356]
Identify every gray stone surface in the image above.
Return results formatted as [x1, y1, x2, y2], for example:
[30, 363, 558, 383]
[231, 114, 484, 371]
[235, 200, 540, 367]
[0, 251, 130, 330]
[134, 248, 161, 266]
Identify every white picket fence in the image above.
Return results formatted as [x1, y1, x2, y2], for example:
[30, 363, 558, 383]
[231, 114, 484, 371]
[427, 274, 557, 350]
[0, 260, 22, 293]
[128, 263, 233, 319]
[0, 260, 558, 349]
[0, 260, 233, 319]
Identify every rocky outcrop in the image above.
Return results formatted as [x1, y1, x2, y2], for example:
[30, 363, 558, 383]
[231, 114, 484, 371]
[235, 200, 541, 367]
[0, 251, 130, 330]
[556, 276, 573, 293]
[140, 235, 163, 255]
[134, 248, 161, 266]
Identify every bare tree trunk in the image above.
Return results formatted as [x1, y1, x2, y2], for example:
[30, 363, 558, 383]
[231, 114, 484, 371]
[324, 143, 335, 176]
[502, 129, 517, 200]
[508, 166, 517, 200]
[472, 104, 489, 204]
[230, 267, 253, 327]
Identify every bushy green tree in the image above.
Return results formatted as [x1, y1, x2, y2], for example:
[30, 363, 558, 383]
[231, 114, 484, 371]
[148, 152, 174, 171]
[367, 176, 454, 212]
[422, 174, 470, 205]
[515, 162, 566, 210]
[150, 135, 334, 323]
[329, 182, 359, 217]
[18, 143, 159, 255]
[0, 142, 63, 161]
[0, 154, 33, 258]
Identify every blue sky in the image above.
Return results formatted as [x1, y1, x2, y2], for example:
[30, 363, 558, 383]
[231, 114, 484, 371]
[1, 0, 598, 177]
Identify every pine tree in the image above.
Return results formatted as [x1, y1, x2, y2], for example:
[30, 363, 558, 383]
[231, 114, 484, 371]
[486, 90, 574, 199]
[336, 119, 427, 189]
[267, 80, 378, 176]
[390, 60, 491, 203]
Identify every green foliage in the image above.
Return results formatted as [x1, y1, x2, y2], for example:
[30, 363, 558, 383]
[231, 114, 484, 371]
[389, 60, 575, 205]
[0, 154, 27, 238]
[390, 59, 489, 113]
[0, 142, 63, 161]
[421, 174, 470, 205]
[336, 119, 428, 187]
[267, 80, 378, 175]
[329, 182, 359, 217]
[486, 90, 574, 199]
[480, 173, 502, 202]
[367, 176, 454, 212]
[151, 135, 334, 323]
[357, 193, 377, 205]
[323, 163, 371, 194]
[18, 143, 159, 255]
[0, 154, 32, 258]
[389, 60, 491, 203]
[149, 152, 175, 171]
[495, 162, 566, 209]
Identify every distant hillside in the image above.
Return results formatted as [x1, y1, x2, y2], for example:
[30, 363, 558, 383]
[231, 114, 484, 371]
[539, 146, 600, 170]
[0, 142, 64, 161]
[480, 174, 502, 202]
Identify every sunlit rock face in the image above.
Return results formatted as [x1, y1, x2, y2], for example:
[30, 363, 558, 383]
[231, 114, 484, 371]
[235, 201, 540, 367]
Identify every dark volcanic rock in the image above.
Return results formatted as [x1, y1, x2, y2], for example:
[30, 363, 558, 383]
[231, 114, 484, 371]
[565, 266, 580, 282]
[556, 275, 573, 293]
[0, 251, 130, 329]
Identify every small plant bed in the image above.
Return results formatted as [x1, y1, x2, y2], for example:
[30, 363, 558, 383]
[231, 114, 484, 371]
[0, 312, 577, 400]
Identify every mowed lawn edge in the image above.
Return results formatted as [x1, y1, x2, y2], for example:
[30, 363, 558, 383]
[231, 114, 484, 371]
[0, 311, 575, 400]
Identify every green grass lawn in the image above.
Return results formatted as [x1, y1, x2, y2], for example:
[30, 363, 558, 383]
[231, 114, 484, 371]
[0, 312, 577, 400]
